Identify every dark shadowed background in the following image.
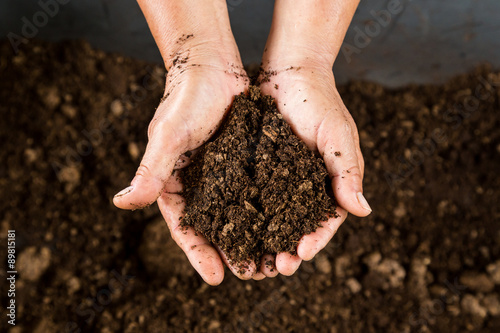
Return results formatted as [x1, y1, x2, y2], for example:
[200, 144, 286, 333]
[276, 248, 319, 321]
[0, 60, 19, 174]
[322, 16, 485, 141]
[1, 0, 500, 86]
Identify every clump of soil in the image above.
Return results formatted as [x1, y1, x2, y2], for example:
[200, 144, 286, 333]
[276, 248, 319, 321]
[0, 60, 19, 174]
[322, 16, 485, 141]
[182, 86, 336, 264]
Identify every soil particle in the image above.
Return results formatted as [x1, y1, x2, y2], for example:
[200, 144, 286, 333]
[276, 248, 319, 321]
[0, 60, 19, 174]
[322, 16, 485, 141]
[363, 251, 382, 268]
[487, 260, 500, 284]
[182, 86, 336, 265]
[459, 272, 495, 293]
[408, 256, 431, 300]
[128, 142, 141, 160]
[393, 202, 407, 218]
[37, 85, 61, 110]
[335, 254, 352, 278]
[345, 277, 362, 294]
[110, 99, 124, 117]
[461, 294, 488, 318]
[61, 103, 78, 118]
[364, 256, 406, 290]
[257, 67, 278, 84]
[66, 276, 82, 295]
[17, 246, 52, 282]
[58, 166, 81, 192]
[482, 294, 500, 316]
[315, 253, 332, 274]
[24, 148, 39, 164]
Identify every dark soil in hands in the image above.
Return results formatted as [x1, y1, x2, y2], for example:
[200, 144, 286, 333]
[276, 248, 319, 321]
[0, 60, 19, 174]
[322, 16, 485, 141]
[182, 86, 336, 265]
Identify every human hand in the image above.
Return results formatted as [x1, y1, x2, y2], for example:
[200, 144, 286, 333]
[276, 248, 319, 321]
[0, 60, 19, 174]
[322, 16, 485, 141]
[257, 61, 372, 277]
[241, 0, 368, 279]
[114, 0, 278, 285]
[113, 50, 255, 284]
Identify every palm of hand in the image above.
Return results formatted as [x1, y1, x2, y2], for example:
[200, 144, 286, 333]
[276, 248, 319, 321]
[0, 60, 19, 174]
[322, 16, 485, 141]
[253, 66, 371, 276]
[114, 64, 248, 209]
[114, 64, 250, 285]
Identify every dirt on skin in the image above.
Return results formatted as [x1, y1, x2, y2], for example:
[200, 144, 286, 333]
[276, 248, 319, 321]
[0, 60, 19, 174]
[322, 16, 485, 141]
[182, 86, 336, 266]
[1, 40, 499, 333]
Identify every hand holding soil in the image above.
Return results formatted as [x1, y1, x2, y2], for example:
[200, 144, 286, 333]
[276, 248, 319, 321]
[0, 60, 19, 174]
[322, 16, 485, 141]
[113, 59, 250, 285]
[114, 0, 372, 285]
[112, 63, 249, 209]
[257, 63, 372, 275]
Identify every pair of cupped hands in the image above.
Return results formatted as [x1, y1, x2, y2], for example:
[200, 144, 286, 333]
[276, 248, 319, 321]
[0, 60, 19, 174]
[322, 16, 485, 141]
[113, 43, 371, 285]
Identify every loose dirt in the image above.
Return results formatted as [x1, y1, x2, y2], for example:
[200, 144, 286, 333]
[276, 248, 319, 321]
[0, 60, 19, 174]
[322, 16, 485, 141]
[0, 40, 499, 333]
[182, 86, 336, 266]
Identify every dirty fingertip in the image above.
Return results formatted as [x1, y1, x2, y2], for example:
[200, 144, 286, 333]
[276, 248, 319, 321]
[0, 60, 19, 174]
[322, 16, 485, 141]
[201, 269, 224, 286]
[276, 252, 302, 276]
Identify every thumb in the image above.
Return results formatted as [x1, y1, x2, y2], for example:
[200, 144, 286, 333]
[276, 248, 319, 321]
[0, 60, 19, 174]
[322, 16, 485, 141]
[320, 120, 372, 217]
[113, 120, 185, 210]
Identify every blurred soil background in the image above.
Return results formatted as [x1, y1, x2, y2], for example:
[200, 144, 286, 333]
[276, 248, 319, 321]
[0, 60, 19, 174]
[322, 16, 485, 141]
[0, 40, 499, 333]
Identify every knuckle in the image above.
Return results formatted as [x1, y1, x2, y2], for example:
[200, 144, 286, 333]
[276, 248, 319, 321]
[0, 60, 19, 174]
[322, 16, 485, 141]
[346, 165, 362, 178]
[148, 118, 188, 153]
[147, 117, 160, 139]
[148, 118, 171, 140]
[324, 221, 339, 237]
[171, 225, 188, 247]
[135, 163, 153, 178]
[332, 165, 363, 182]
[148, 118, 173, 138]
[342, 120, 355, 138]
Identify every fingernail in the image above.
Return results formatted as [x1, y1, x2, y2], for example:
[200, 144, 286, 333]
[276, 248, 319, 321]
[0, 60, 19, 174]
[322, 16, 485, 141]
[114, 186, 134, 198]
[356, 192, 372, 212]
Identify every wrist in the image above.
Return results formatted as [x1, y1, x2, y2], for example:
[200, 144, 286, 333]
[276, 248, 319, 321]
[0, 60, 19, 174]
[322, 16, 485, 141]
[138, 0, 241, 71]
[162, 35, 242, 72]
[261, 40, 335, 73]
[261, 0, 359, 72]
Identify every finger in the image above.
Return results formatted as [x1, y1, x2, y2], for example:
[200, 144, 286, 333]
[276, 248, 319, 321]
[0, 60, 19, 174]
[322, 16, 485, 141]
[164, 170, 183, 194]
[114, 118, 186, 210]
[157, 193, 224, 286]
[319, 117, 372, 217]
[276, 252, 302, 276]
[216, 245, 257, 280]
[174, 154, 192, 169]
[260, 254, 279, 278]
[297, 207, 347, 261]
[253, 272, 266, 281]
[173, 149, 200, 170]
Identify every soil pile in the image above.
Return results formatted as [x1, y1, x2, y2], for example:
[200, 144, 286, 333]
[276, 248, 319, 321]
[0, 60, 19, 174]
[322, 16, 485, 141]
[182, 86, 336, 265]
[1, 40, 499, 333]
